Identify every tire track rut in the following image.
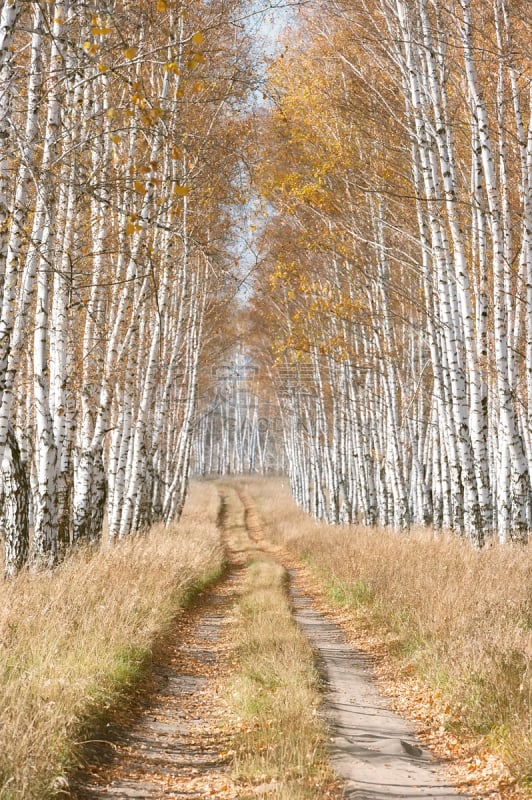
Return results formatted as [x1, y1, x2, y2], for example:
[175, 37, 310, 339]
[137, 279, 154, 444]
[75, 487, 249, 800]
[236, 485, 464, 800]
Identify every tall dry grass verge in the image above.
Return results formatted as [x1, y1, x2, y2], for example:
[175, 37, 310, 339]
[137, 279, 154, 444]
[228, 556, 337, 800]
[243, 477, 532, 790]
[0, 481, 224, 799]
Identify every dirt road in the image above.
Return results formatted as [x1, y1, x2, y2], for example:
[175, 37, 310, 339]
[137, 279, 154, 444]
[76, 485, 462, 799]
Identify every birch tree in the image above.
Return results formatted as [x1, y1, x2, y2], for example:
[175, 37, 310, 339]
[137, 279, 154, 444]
[0, 0, 252, 572]
[249, 0, 532, 544]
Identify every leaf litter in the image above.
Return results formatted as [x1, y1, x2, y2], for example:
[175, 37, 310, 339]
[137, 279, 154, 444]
[76, 568, 243, 799]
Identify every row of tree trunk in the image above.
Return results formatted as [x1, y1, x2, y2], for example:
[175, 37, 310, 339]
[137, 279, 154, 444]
[190, 347, 285, 476]
[0, 0, 248, 575]
[251, 0, 532, 545]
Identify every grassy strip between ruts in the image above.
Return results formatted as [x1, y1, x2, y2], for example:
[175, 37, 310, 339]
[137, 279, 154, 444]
[0, 481, 225, 800]
[242, 477, 532, 796]
[226, 553, 339, 799]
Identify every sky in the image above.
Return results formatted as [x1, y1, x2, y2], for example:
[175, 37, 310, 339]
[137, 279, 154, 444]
[246, 1, 296, 57]
[225, 2, 298, 302]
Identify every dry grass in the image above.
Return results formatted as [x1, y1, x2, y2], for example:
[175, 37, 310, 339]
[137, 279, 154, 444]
[217, 483, 336, 799]
[0, 481, 224, 799]
[228, 557, 336, 799]
[243, 477, 532, 790]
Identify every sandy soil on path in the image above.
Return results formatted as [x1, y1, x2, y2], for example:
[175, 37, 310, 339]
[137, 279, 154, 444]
[290, 575, 463, 799]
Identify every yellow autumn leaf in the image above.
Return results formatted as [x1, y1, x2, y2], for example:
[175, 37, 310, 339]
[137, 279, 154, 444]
[134, 181, 146, 194]
[191, 31, 204, 45]
[157, 0, 167, 10]
[140, 113, 150, 125]
[163, 61, 181, 75]
[83, 41, 100, 57]
[126, 222, 136, 235]
[174, 185, 189, 197]
[123, 47, 138, 60]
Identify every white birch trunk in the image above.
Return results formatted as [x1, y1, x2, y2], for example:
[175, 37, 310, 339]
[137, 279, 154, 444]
[32, 2, 70, 566]
[460, 0, 530, 541]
